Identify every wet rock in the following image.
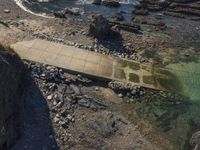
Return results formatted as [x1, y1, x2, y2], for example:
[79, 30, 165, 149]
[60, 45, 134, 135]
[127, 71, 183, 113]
[64, 7, 84, 16]
[102, 0, 121, 7]
[109, 21, 140, 33]
[54, 7, 84, 18]
[133, 8, 149, 15]
[92, 0, 102, 5]
[133, 16, 166, 27]
[163, 11, 185, 18]
[112, 12, 124, 21]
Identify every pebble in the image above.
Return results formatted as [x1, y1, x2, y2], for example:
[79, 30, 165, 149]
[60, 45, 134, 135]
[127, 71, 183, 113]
[95, 87, 99, 91]
[67, 114, 73, 121]
[118, 93, 123, 98]
[53, 101, 58, 106]
[4, 9, 10, 13]
[54, 117, 60, 123]
[47, 94, 53, 100]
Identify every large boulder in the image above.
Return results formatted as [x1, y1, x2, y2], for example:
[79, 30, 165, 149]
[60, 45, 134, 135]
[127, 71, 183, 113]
[88, 14, 112, 39]
[0, 48, 26, 149]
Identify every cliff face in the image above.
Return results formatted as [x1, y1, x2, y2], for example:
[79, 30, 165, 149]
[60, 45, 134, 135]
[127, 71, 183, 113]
[0, 48, 26, 150]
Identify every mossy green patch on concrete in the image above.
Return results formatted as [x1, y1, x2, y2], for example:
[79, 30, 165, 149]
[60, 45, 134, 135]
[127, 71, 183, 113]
[121, 60, 140, 70]
[143, 75, 155, 85]
[114, 68, 126, 80]
[153, 68, 182, 92]
[129, 73, 140, 83]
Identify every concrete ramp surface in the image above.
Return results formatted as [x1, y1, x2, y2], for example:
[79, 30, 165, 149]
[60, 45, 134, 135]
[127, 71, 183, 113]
[11, 39, 182, 92]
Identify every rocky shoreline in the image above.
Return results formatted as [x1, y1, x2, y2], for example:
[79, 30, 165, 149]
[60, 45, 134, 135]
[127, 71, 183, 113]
[0, 0, 200, 150]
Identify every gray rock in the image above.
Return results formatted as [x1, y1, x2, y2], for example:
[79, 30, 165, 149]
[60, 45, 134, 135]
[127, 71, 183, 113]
[4, 9, 10, 13]
[54, 117, 60, 123]
[70, 84, 81, 95]
[86, 111, 118, 137]
[78, 98, 90, 108]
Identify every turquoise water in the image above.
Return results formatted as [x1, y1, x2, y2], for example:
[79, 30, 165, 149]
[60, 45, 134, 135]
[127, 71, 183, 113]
[166, 61, 200, 101]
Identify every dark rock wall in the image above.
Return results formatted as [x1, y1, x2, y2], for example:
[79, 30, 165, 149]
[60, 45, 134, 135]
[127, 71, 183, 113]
[0, 49, 26, 150]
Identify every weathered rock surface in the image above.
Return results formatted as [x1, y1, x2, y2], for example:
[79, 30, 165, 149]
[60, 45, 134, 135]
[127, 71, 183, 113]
[133, 16, 166, 27]
[134, 0, 200, 19]
[88, 14, 112, 38]
[54, 7, 84, 18]
[0, 48, 26, 149]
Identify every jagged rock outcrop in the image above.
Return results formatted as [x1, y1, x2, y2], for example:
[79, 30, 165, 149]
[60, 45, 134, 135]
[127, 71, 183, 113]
[88, 14, 112, 39]
[0, 48, 27, 150]
[134, 0, 200, 19]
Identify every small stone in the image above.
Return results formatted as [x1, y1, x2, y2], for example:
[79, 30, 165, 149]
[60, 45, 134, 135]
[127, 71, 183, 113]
[53, 101, 57, 106]
[54, 117, 59, 123]
[67, 114, 72, 120]
[47, 94, 53, 100]
[131, 90, 137, 95]
[95, 87, 99, 91]
[118, 93, 123, 98]
[4, 9, 10, 13]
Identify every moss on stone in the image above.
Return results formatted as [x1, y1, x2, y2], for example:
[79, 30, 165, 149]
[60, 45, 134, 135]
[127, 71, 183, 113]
[129, 73, 140, 83]
[143, 75, 155, 85]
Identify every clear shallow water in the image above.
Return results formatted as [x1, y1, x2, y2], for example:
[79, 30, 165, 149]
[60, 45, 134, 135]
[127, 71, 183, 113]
[167, 61, 200, 101]
[20, 0, 140, 20]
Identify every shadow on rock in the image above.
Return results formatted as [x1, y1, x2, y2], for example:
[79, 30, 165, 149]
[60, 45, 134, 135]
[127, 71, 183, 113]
[11, 78, 59, 150]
